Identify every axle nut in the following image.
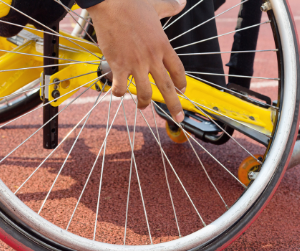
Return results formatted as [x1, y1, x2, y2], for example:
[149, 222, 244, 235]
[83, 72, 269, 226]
[52, 90, 60, 100]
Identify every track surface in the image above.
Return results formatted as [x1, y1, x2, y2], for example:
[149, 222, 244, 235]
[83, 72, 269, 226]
[0, 0, 300, 250]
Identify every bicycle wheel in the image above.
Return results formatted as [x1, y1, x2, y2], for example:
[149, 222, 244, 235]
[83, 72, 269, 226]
[0, 0, 299, 250]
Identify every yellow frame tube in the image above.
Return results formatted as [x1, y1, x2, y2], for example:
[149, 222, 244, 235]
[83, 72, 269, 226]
[0, 30, 275, 136]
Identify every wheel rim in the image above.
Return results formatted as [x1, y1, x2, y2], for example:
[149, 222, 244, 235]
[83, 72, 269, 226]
[0, 0, 298, 250]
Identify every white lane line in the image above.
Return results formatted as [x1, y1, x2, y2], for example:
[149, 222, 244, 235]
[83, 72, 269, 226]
[251, 81, 277, 88]
[216, 16, 300, 23]
[62, 93, 133, 105]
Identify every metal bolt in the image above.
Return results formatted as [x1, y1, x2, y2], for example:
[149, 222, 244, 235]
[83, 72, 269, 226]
[95, 83, 101, 92]
[52, 90, 60, 100]
[248, 171, 259, 180]
[53, 78, 60, 90]
[213, 107, 219, 111]
[249, 116, 255, 121]
[261, 1, 272, 12]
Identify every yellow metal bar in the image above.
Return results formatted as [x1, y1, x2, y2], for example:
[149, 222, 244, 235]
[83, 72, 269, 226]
[127, 76, 274, 135]
[0, 29, 274, 135]
[24, 25, 101, 54]
[47, 61, 274, 135]
[71, 3, 80, 11]
[0, 32, 101, 99]
[0, 0, 12, 18]
[0, 41, 41, 98]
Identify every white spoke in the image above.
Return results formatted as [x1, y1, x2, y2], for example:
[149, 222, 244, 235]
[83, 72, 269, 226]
[169, 0, 249, 42]
[14, 87, 111, 195]
[0, 48, 100, 64]
[185, 71, 279, 81]
[0, 0, 101, 59]
[162, 17, 173, 29]
[177, 49, 278, 56]
[152, 101, 247, 189]
[38, 87, 106, 214]
[185, 73, 278, 110]
[163, 0, 204, 30]
[150, 103, 181, 237]
[54, 0, 94, 28]
[0, 60, 99, 73]
[56, 0, 99, 47]
[174, 21, 270, 51]
[0, 72, 109, 129]
[123, 96, 153, 245]
[149, 79, 271, 138]
[0, 71, 97, 102]
[175, 87, 263, 164]
[128, 90, 206, 227]
[93, 89, 112, 241]
[0, 19, 96, 46]
[66, 97, 125, 230]
[179, 91, 271, 137]
[182, 129, 229, 209]
[0, 74, 109, 164]
[123, 99, 137, 245]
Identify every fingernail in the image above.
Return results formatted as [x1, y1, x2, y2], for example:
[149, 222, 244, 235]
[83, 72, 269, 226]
[180, 87, 186, 94]
[175, 111, 184, 123]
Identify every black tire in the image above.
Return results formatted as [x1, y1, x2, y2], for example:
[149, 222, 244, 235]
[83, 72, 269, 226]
[0, 1, 298, 251]
[0, 91, 42, 124]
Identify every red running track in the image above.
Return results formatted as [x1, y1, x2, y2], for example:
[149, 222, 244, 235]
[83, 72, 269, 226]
[0, 0, 300, 250]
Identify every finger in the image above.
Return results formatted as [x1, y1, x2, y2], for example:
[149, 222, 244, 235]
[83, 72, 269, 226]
[151, 65, 184, 123]
[163, 44, 187, 94]
[134, 72, 153, 110]
[111, 71, 129, 97]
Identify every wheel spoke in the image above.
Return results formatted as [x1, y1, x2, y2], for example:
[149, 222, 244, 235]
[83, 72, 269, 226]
[150, 103, 181, 237]
[174, 21, 270, 51]
[0, 73, 110, 129]
[0, 19, 96, 46]
[56, 0, 99, 47]
[176, 87, 263, 164]
[0, 0, 101, 59]
[162, 17, 173, 29]
[123, 95, 153, 244]
[177, 49, 278, 56]
[0, 75, 108, 164]
[128, 90, 207, 227]
[0, 60, 99, 73]
[169, 0, 249, 42]
[185, 73, 278, 110]
[38, 86, 106, 214]
[123, 100, 141, 244]
[54, 0, 95, 29]
[15, 86, 111, 195]
[182, 129, 229, 209]
[185, 71, 279, 81]
[0, 48, 100, 64]
[163, 0, 204, 30]
[0, 71, 97, 102]
[152, 101, 247, 189]
[66, 96, 125, 230]
[93, 89, 112, 241]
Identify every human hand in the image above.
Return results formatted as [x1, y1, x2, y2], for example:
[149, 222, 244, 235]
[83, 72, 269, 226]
[88, 0, 187, 122]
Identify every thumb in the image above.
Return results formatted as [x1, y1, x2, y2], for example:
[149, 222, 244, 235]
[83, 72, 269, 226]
[151, 0, 186, 19]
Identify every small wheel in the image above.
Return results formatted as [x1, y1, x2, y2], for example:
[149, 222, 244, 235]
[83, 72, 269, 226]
[166, 121, 188, 144]
[238, 155, 263, 186]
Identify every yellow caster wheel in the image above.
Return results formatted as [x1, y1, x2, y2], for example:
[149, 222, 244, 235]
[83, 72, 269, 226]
[165, 121, 189, 144]
[238, 155, 263, 186]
